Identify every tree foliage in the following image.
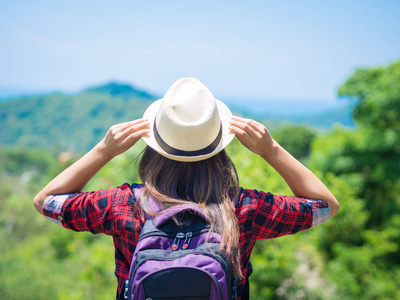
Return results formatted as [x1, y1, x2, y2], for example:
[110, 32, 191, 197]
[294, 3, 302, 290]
[0, 83, 156, 153]
[273, 125, 316, 161]
[309, 59, 400, 299]
[2, 59, 400, 299]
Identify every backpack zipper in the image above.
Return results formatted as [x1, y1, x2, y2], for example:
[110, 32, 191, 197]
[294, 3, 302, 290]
[172, 232, 185, 251]
[182, 232, 193, 250]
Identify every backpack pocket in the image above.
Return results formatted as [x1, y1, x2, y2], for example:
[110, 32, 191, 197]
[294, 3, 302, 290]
[134, 266, 223, 300]
[125, 247, 231, 300]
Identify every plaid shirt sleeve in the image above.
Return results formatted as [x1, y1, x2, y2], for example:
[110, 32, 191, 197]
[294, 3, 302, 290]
[234, 188, 330, 298]
[236, 188, 330, 241]
[42, 183, 139, 235]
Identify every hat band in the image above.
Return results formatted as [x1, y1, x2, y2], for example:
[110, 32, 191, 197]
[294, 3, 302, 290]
[153, 119, 222, 157]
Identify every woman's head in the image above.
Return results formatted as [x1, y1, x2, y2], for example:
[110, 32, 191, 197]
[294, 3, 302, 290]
[142, 77, 235, 162]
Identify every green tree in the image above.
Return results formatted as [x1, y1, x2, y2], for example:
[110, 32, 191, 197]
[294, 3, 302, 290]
[273, 125, 316, 161]
[309, 59, 400, 299]
[315, 59, 400, 228]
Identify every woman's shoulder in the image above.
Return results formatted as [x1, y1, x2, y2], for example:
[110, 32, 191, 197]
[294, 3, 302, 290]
[131, 182, 144, 193]
[109, 183, 144, 234]
[110, 182, 144, 206]
[234, 187, 272, 217]
[236, 187, 273, 205]
[130, 182, 144, 203]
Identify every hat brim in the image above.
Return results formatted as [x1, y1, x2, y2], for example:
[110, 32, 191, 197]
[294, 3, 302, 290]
[142, 99, 234, 162]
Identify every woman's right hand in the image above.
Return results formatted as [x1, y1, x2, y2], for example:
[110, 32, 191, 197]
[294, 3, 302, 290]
[229, 116, 275, 159]
[98, 119, 150, 159]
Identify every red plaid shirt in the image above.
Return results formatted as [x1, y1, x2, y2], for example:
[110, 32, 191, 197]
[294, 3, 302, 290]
[42, 183, 330, 299]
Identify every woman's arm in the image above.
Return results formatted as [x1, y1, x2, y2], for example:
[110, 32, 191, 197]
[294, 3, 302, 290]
[33, 119, 149, 213]
[229, 116, 339, 217]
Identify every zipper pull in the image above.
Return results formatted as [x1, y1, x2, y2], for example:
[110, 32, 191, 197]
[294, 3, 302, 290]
[182, 232, 193, 250]
[172, 232, 184, 251]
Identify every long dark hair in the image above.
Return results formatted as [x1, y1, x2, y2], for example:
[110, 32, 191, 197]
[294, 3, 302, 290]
[138, 146, 243, 279]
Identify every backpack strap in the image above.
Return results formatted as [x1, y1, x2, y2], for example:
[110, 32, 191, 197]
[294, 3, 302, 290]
[234, 189, 252, 300]
[116, 283, 125, 300]
[133, 186, 162, 217]
[241, 261, 253, 300]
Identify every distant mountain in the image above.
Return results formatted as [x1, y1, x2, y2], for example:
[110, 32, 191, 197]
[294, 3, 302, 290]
[0, 81, 355, 153]
[0, 82, 156, 152]
[84, 82, 156, 99]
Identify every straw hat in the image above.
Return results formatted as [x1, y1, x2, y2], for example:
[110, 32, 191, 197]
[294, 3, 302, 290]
[142, 78, 234, 162]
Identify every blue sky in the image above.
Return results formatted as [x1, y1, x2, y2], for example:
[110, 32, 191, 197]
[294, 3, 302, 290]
[1, 0, 399, 102]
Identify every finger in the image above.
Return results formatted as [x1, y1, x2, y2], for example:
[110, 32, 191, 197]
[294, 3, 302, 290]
[231, 116, 247, 121]
[118, 119, 148, 131]
[112, 119, 148, 133]
[107, 121, 136, 138]
[230, 117, 266, 139]
[121, 128, 150, 149]
[116, 120, 150, 139]
[113, 121, 136, 130]
[230, 116, 255, 128]
[229, 119, 259, 139]
[233, 116, 264, 130]
[229, 125, 252, 147]
[124, 120, 150, 136]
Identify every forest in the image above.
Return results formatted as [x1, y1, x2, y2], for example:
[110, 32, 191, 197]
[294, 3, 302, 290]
[1, 59, 400, 299]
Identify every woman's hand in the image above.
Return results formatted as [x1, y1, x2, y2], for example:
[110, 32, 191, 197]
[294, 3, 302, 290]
[98, 119, 150, 159]
[229, 116, 274, 158]
[33, 119, 149, 213]
[229, 116, 339, 216]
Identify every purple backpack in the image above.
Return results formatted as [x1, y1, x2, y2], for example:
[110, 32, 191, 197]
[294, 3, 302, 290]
[123, 203, 236, 300]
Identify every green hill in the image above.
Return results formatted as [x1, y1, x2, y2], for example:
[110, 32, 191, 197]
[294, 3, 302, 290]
[0, 82, 157, 153]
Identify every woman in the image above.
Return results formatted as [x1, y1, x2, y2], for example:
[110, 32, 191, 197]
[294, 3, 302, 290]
[34, 78, 339, 299]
